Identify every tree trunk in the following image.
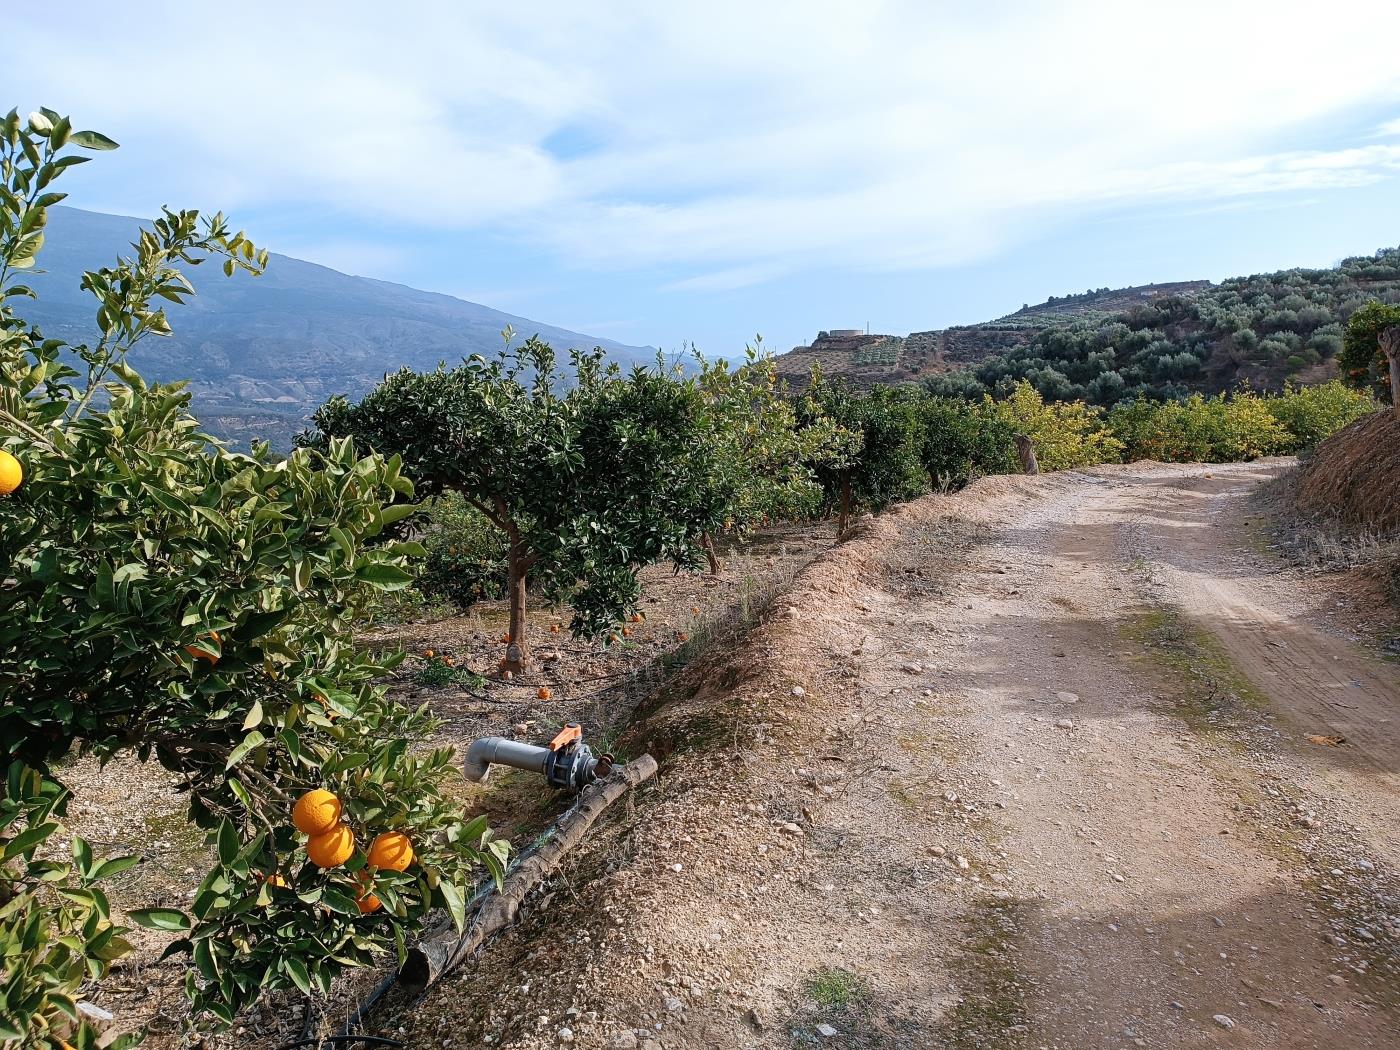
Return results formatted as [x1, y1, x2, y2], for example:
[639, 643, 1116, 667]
[838, 472, 852, 535]
[499, 509, 532, 674]
[701, 532, 721, 575]
[1381, 326, 1400, 416]
[1014, 433, 1040, 475]
[501, 555, 529, 674]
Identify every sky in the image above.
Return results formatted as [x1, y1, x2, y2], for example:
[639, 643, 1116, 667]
[8, 1, 1400, 355]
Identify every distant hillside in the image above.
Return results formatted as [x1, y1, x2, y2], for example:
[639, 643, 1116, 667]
[24, 207, 655, 447]
[929, 249, 1400, 404]
[777, 251, 1400, 407]
[774, 281, 1210, 390]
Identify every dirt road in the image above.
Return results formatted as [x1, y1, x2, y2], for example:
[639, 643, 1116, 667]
[398, 461, 1398, 1050]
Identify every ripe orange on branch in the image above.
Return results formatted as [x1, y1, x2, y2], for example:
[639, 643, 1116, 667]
[307, 824, 355, 869]
[0, 450, 22, 495]
[366, 831, 414, 872]
[292, 789, 342, 836]
[355, 872, 382, 914]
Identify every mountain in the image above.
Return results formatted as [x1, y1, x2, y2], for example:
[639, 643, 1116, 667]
[22, 207, 656, 448]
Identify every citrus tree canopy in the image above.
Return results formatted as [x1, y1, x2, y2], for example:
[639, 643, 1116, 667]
[0, 109, 505, 1045]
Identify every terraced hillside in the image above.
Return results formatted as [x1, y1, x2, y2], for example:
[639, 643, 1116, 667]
[779, 248, 1400, 405]
[774, 281, 1210, 390]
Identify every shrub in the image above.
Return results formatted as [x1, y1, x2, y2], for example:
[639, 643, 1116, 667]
[916, 397, 1017, 488]
[417, 491, 508, 609]
[801, 380, 926, 528]
[1265, 381, 1378, 450]
[1109, 391, 1288, 462]
[987, 381, 1123, 471]
[1341, 300, 1400, 403]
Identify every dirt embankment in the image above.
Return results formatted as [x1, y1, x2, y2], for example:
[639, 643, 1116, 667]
[1295, 409, 1400, 533]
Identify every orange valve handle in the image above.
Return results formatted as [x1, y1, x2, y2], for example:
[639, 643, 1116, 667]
[548, 723, 583, 752]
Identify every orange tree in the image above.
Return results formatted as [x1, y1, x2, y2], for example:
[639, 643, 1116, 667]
[303, 341, 714, 671]
[690, 343, 855, 571]
[1341, 300, 1400, 413]
[914, 396, 1018, 489]
[799, 378, 925, 533]
[0, 110, 505, 1045]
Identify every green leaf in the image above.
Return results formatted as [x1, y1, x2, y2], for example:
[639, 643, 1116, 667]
[91, 855, 142, 881]
[439, 878, 466, 931]
[127, 908, 192, 932]
[375, 503, 421, 527]
[241, 699, 264, 731]
[69, 129, 119, 150]
[3, 821, 59, 860]
[225, 730, 266, 770]
[284, 955, 312, 994]
[217, 820, 239, 866]
[354, 561, 414, 590]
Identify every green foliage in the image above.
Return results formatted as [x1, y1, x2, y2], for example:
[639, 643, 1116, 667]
[0, 110, 503, 1037]
[1108, 392, 1286, 463]
[0, 763, 141, 1050]
[1263, 381, 1378, 449]
[303, 340, 714, 652]
[801, 380, 925, 518]
[413, 657, 486, 689]
[694, 344, 857, 532]
[987, 381, 1123, 471]
[915, 397, 1018, 488]
[1341, 299, 1400, 401]
[417, 491, 508, 609]
[1108, 383, 1378, 463]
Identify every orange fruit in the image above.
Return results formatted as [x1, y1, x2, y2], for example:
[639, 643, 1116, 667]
[550, 624, 561, 634]
[292, 789, 342, 836]
[366, 831, 414, 872]
[630, 613, 644, 623]
[622, 627, 633, 637]
[0, 450, 22, 496]
[424, 649, 435, 659]
[500, 632, 512, 643]
[306, 824, 355, 869]
[609, 633, 620, 643]
[355, 873, 382, 914]
[691, 606, 700, 614]
[537, 686, 552, 700]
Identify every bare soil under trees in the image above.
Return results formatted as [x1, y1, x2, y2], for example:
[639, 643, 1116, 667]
[374, 460, 1398, 1050]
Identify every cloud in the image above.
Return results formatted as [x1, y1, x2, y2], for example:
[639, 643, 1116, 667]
[11, 0, 1400, 289]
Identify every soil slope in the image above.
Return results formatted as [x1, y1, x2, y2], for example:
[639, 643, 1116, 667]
[1295, 409, 1400, 532]
[382, 460, 1399, 1050]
